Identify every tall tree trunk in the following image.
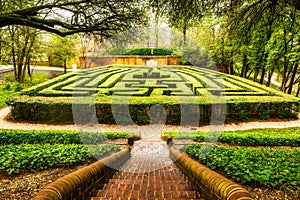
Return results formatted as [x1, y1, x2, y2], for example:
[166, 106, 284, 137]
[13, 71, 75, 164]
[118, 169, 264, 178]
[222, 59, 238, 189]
[27, 59, 31, 77]
[281, 59, 288, 91]
[11, 42, 17, 79]
[229, 60, 234, 75]
[266, 67, 275, 87]
[287, 63, 298, 94]
[155, 11, 159, 48]
[19, 35, 30, 83]
[183, 28, 187, 46]
[280, 30, 289, 91]
[253, 68, 259, 82]
[241, 55, 249, 78]
[296, 82, 300, 97]
[259, 67, 266, 84]
[64, 59, 67, 74]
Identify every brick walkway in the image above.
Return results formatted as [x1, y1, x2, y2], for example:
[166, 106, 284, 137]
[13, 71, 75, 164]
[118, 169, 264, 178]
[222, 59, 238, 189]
[88, 141, 199, 200]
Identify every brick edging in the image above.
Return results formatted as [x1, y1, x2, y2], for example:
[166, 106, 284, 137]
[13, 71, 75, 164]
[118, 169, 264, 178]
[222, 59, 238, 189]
[33, 149, 130, 200]
[169, 147, 254, 200]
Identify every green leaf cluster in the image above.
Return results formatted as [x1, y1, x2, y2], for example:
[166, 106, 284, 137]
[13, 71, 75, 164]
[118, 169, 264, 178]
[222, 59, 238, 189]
[0, 129, 130, 145]
[124, 48, 175, 56]
[185, 144, 300, 189]
[0, 144, 120, 175]
[165, 127, 300, 146]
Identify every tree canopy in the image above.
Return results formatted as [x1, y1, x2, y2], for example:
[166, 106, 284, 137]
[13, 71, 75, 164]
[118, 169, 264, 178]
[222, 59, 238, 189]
[0, 0, 147, 37]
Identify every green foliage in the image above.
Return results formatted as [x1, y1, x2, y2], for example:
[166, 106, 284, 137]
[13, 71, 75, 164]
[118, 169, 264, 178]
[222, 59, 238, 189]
[0, 89, 13, 108]
[0, 71, 50, 108]
[25, 72, 50, 86]
[165, 127, 300, 146]
[174, 44, 213, 68]
[6, 65, 299, 124]
[124, 48, 174, 56]
[0, 144, 120, 175]
[2, 73, 15, 82]
[46, 34, 79, 67]
[184, 144, 300, 190]
[0, 129, 131, 145]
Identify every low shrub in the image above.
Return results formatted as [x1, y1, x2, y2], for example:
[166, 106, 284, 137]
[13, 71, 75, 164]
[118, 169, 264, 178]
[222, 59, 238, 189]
[184, 144, 300, 190]
[0, 144, 120, 175]
[165, 127, 300, 146]
[124, 48, 174, 56]
[0, 90, 13, 108]
[0, 129, 131, 145]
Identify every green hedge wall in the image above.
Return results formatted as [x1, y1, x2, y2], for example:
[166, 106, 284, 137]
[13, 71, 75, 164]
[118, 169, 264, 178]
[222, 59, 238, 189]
[7, 97, 298, 125]
[164, 127, 300, 146]
[6, 65, 299, 124]
[124, 48, 174, 56]
[0, 129, 130, 145]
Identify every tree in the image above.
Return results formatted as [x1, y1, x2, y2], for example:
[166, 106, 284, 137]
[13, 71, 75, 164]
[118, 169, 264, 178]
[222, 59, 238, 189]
[2, 25, 40, 83]
[0, 0, 147, 37]
[0, 0, 147, 83]
[46, 34, 80, 73]
[148, 0, 204, 45]
[167, 0, 203, 45]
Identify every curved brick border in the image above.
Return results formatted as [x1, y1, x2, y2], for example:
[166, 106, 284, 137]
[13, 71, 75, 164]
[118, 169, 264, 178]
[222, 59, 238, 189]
[169, 147, 254, 200]
[33, 149, 130, 200]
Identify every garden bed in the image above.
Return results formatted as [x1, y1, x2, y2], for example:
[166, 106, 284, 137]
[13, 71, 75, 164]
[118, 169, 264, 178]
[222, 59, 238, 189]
[0, 129, 132, 176]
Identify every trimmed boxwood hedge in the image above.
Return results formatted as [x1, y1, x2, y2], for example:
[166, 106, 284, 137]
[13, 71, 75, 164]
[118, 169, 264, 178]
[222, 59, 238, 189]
[6, 65, 300, 124]
[0, 129, 131, 145]
[124, 48, 175, 56]
[164, 127, 300, 146]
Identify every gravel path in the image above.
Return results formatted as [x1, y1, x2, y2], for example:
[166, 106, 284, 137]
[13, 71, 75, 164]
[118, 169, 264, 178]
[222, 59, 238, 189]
[1, 107, 299, 133]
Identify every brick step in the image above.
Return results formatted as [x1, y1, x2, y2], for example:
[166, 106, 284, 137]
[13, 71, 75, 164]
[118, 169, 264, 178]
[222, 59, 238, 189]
[97, 183, 193, 191]
[112, 174, 183, 180]
[107, 179, 188, 185]
[91, 189, 197, 199]
[89, 198, 195, 200]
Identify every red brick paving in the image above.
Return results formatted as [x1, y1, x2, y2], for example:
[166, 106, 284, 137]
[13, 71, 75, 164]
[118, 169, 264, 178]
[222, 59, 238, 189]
[88, 141, 199, 200]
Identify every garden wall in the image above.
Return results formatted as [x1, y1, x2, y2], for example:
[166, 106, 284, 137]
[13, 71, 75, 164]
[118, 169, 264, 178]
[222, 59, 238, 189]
[79, 56, 180, 68]
[169, 147, 254, 200]
[33, 149, 130, 200]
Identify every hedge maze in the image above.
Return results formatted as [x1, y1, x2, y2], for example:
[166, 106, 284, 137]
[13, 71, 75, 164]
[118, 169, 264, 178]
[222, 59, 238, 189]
[7, 65, 299, 124]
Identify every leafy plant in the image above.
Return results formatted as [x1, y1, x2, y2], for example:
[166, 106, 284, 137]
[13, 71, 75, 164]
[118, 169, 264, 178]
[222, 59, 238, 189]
[0, 129, 131, 145]
[0, 144, 120, 175]
[124, 48, 174, 56]
[165, 127, 300, 146]
[184, 144, 300, 190]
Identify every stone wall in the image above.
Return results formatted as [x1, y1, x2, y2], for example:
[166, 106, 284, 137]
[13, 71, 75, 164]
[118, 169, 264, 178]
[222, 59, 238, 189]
[79, 56, 181, 68]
